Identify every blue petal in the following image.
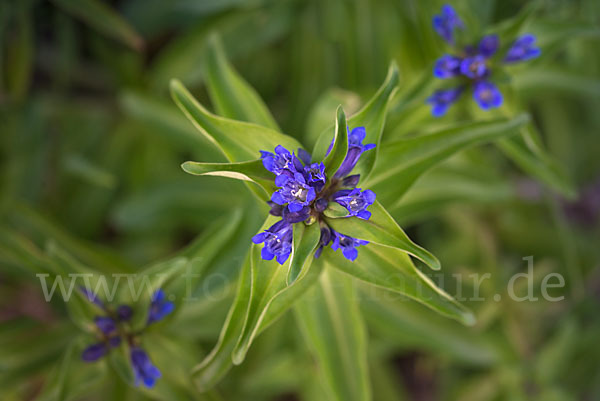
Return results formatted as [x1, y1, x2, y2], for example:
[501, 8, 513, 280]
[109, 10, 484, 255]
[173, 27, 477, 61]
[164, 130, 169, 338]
[261, 247, 275, 260]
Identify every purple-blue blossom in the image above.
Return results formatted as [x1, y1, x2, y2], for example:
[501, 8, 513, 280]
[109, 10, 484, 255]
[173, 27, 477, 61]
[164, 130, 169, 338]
[147, 289, 175, 324]
[428, 6, 540, 116]
[331, 230, 369, 261]
[255, 126, 376, 262]
[130, 347, 162, 388]
[252, 220, 294, 264]
[432, 4, 463, 44]
[333, 189, 376, 220]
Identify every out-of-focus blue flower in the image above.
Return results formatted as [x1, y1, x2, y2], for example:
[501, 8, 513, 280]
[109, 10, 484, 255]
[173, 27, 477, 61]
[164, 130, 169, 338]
[130, 347, 161, 388]
[426, 87, 464, 117]
[95, 316, 117, 335]
[147, 289, 175, 324]
[79, 286, 104, 308]
[479, 34, 499, 58]
[82, 343, 108, 362]
[333, 189, 376, 220]
[473, 81, 503, 110]
[460, 55, 489, 79]
[117, 305, 133, 321]
[331, 231, 369, 261]
[432, 4, 463, 44]
[252, 220, 294, 264]
[272, 171, 317, 212]
[434, 55, 462, 79]
[334, 127, 376, 179]
[504, 34, 541, 63]
[429, 5, 539, 116]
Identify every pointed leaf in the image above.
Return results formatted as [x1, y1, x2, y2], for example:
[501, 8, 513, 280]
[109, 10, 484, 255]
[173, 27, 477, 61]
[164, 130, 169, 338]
[231, 222, 321, 364]
[181, 159, 275, 200]
[312, 62, 399, 178]
[294, 269, 371, 401]
[322, 243, 474, 325]
[325, 201, 440, 270]
[204, 34, 280, 130]
[365, 114, 530, 205]
[321, 106, 349, 178]
[170, 79, 301, 162]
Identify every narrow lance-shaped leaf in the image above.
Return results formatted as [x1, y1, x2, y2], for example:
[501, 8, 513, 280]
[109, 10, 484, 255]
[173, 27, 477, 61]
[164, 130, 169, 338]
[322, 106, 349, 178]
[365, 114, 530, 206]
[231, 222, 321, 364]
[182, 159, 276, 201]
[294, 269, 371, 401]
[204, 33, 281, 130]
[322, 243, 475, 326]
[326, 201, 441, 271]
[193, 219, 322, 390]
[170, 79, 301, 163]
[312, 62, 399, 179]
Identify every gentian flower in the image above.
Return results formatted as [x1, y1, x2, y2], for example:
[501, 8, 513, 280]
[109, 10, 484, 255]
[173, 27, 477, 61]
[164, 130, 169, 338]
[432, 4, 463, 44]
[331, 230, 369, 261]
[428, 5, 540, 116]
[504, 34, 541, 63]
[80, 288, 174, 388]
[333, 189, 376, 220]
[147, 289, 175, 324]
[252, 220, 294, 264]
[427, 87, 464, 117]
[130, 347, 162, 388]
[255, 126, 377, 263]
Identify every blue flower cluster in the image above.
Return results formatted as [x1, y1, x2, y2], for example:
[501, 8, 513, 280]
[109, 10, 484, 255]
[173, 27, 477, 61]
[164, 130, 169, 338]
[81, 288, 174, 388]
[428, 5, 541, 116]
[253, 127, 377, 263]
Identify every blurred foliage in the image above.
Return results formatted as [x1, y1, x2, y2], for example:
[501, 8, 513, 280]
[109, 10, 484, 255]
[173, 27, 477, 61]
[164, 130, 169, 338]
[1, 0, 599, 400]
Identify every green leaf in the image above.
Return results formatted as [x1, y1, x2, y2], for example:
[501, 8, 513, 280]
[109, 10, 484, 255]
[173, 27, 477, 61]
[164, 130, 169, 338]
[312, 62, 400, 179]
[325, 201, 440, 271]
[51, 0, 143, 50]
[204, 33, 280, 130]
[365, 114, 530, 205]
[181, 159, 275, 200]
[322, 106, 349, 178]
[170, 79, 301, 163]
[231, 222, 321, 364]
[360, 289, 492, 363]
[108, 341, 135, 385]
[497, 133, 575, 198]
[193, 219, 322, 390]
[294, 269, 371, 401]
[322, 243, 475, 326]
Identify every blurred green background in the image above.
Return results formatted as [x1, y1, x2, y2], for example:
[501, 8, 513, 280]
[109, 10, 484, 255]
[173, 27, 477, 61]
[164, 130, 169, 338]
[1, 0, 599, 400]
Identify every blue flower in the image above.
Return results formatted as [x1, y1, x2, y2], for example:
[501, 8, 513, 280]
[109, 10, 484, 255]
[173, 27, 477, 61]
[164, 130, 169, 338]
[460, 55, 489, 79]
[434, 55, 461, 79]
[147, 289, 175, 324]
[334, 127, 376, 179]
[314, 225, 333, 259]
[282, 205, 311, 223]
[331, 231, 369, 261]
[260, 145, 303, 175]
[333, 188, 376, 220]
[479, 34, 499, 58]
[130, 347, 161, 388]
[272, 171, 317, 212]
[473, 81, 503, 110]
[95, 316, 117, 335]
[82, 343, 108, 362]
[117, 305, 133, 321]
[426, 87, 464, 117]
[504, 34, 541, 63]
[79, 286, 104, 308]
[432, 5, 463, 44]
[252, 220, 294, 264]
[304, 162, 327, 191]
